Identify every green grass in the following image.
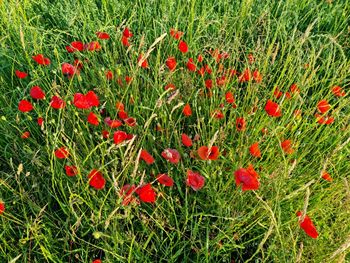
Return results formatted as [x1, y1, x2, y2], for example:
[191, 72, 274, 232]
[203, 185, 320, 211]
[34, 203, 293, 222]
[0, 0, 350, 262]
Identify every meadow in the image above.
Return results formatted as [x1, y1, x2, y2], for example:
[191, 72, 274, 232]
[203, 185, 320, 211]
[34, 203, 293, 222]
[0, 0, 349, 262]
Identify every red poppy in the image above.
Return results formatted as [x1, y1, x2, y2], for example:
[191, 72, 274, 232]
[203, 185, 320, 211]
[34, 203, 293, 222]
[50, 95, 66, 109]
[197, 67, 206, 76]
[104, 117, 123, 128]
[138, 54, 148, 68]
[55, 147, 69, 159]
[261, 127, 268, 135]
[118, 111, 128, 120]
[136, 184, 156, 203]
[113, 130, 128, 144]
[102, 130, 110, 139]
[125, 76, 132, 84]
[85, 41, 101, 51]
[225, 91, 235, 104]
[161, 148, 181, 164]
[216, 76, 226, 86]
[236, 117, 246, 131]
[178, 40, 188, 53]
[321, 171, 332, 182]
[37, 117, 44, 126]
[123, 27, 133, 38]
[290, 83, 300, 94]
[92, 259, 102, 263]
[68, 41, 84, 52]
[183, 103, 192, 116]
[197, 54, 203, 63]
[248, 53, 255, 64]
[124, 117, 136, 127]
[317, 100, 330, 113]
[331, 86, 345, 97]
[186, 58, 196, 71]
[265, 100, 282, 117]
[253, 70, 262, 83]
[234, 165, 260, 191]
[249, 142, 261, 158]
[186, 170, 205, 191]
[73, 91, 99, 109]
[157, 174, 174, 187]
[96, 31, 110, 39]
[198, 146, 220, 160]
[238, 68, 251, 82]
[0, 201, 4, 214]
[30, 86, 45, 100]
[18, 100, 33, 112]
[165, 83, 176, 91]
[181, 133, 192, 147]
[65, 165, 78, 176]
[170, 28, 183, 40]
[104, 70, 113, 80]
[88, 169, 106, 190]
[21, 131, 30, 139]
[205, 79, 213, 89]
[115, 101, 125, 111]
[166, 56, 177, 71]
[273, 87, 283, 99]
[32, 54, 50, 65]
[62, 63, 76, 77]
[15, 70, 28, 79]
[140, 149, 155, 165]
[120, 184, 138, 206]
[121, 36, 130, 47]
[87, 112, 99, 126]
[294, 109, 302, 118]
[296, 212, 318, 239]
[281, 139, 294, 154]
[213, 109, 224, 119]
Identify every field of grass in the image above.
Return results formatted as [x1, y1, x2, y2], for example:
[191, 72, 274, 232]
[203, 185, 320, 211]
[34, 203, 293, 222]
[0, 0, 349, 262]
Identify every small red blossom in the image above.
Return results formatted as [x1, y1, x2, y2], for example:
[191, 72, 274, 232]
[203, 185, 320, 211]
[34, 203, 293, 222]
[161, 148, 181, 164]
[183, 103, 192, 116]
[138, 54, 148, 68]
[88, 169, 106, 190]
[225, 91, 235, 104]
[236, 117, 246, 131]
[18, 100, 33, 112]
[238, 68, 251, 82]
[186, 58, 196, 71]
[120, 184, 138, 206]
[234, 165, 260, 191]
[249, 142, 261, 158]
[253, 70, 262, 83]
[87, 112, 99, 126]
[102, 130, 110, 139]
[136, 183, 156, 203]
[166, 56, 177, 71]
[50, 95, 66, 109]
[32, 54, 50, 65]
[92, 259, 102, 263]
[290, 83, 300, 94]
[198, 146, 220, 160]
[96, 31, 110, 39]
[186, 170, 205, 191]
[273, 87, 283, 99]
[331, 86, 345, 97]
[165, 83, 176, 91]
[123, 27, 133, 38]
[317, 100, 330, 114]
[181, 133, 193, 147]
[124, 117, 136, 127]
[66, 41, 84, 52]
[73, 91, 99, 109]
[121, 36, 130, 47]
[296, 212, 318, 239]
[178, 40, 188, 53]
[157, 174, 174, 187]
[321, 171, 332, 182]
[37, 117, 44, 126]
[213, 109, 224, 119]
[21, 131, 30, 139]
[170, 28, 183, 40]
[281, 140, 294, 154]
[113, 130, 128, 144]
[140, 149, 155, 165]
[15, 70, 28, 79]
[65, 165, 78, 176]
[104, 117, 123, 128]
[0, 201, 5, 214]
[85, 41, 101, 51]
[55, 147, 69, 159]
[62, 63, 76, 77]
[30, 86, 45, 100]
[265, 100, 282, 117]
[205, 79, 213, 89]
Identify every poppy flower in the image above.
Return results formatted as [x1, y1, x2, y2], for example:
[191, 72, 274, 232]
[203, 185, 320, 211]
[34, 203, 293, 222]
[54, 147, 69, 159]
[113, 130, 128, 144]
[50, 95, 66, 109]
[197, 54, 203, 63]
[124, 117, 136, 127]
[216, 76, 226, 86]
[135, 183, 156, 203]
[118, 110, 128, 120]
[225, 91, 235, 104]
[88, 169, 106, 190]
[170, 28, 183, 40]
[248, 53, 255, 64]
[317, 100, 330, 113]
[87, 112, 99, 126]
[30, 86, 45, 100]
[290, 83, 300, 94]
[331, 86, 345, 97]
[236, 117, 246, 131]
[120, 184, 138, 206]
[296, 211, 318, 239]
[186, 170, 205, 191]
[15, 70, 28, 79]
[315, 113, 334, 125]
[121, 36, 130, 47]
[293, 109, 302, 118]
[213, 110, 224, 119]
[178, 40, 188, 53]
[273, 87, 283, 99]
[197, 146, 220, 160]
[181, 133, 193, 147]
[67, 41, 84, 52]
[165, 83, 176, 91]
[238, 68, 251, 82]
[140, 149, 155, 165]
[62, 63, 76, 77]
[253, 70, 262, 83]
[92, 260, 102, 263]
[104, 117, 123, 128]
[18, 100, 33, 112]
[183, 103, 192, 116]
[65, 165, 78, 176]
[37, 117, 44, 126]
[123, 27, 133, 38]
[85, 41, 101, 51]
[205, 79, 213, 89]
[105, 70, 113, 80]
[166, 56, 177, 71]
[0, 201, 5, 214]
[161, 148, 181, 164]
[115, 101, 125, 112]
[32, 54, 50, 65]
[21, 131, 30, 139]
[73, 91, 99, 109]
[125, 76, 132, 84]
[321, 171, 332, 182]
[96, 31, 110, 40]
[137, 55, 148, 68]
[186, 58, 196, 72]
[281, 139, 294, 154]
[249, 142, 261, 158]
[234, 166, 260, 191]
[102, 130, 110, 139]
[157, 174, 174, 187]
[265, 100, 282, 117]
